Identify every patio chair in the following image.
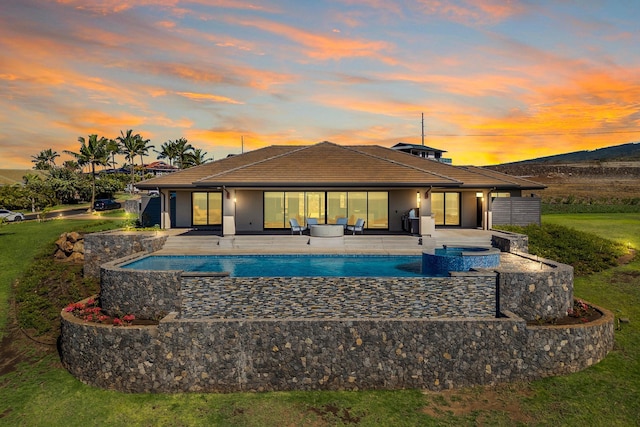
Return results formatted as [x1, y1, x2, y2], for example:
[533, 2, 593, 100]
[336, 217, 348, 230]
[289, 218, 307, 235]
[346, 218, 365, 235]
[306, 218, 318, 227]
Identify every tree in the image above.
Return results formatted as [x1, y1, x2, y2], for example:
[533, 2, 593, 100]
[31, 149, 60, 170]
[155, 140, 180, 166]
[64, 135, 109, 212]
[23, 173, 54, 212]
[62, 160, 81, 171]
[184, 148, 213, 167]
[117, 129, 142, 193]
[136, 135, 155, 172]
[174, 138, 194, 169]
[105, 139, 122, 169]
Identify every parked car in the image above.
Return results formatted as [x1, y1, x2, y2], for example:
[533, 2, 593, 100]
[0, 209, 25, 222]
[94, 199, 122, 211]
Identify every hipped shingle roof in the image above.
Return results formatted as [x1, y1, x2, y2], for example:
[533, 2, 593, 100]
[137, 141, 545, 190]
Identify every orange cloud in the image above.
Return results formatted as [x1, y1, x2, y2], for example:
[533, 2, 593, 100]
[414, 0, 527, 25]
[175, 91, 244, 105]
[225, 16, 396, 63]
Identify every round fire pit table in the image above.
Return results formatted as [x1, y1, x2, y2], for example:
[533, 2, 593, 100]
[310, 224, 344, 237]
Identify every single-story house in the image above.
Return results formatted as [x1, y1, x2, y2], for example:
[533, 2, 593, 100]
[136, 141, 545, 234]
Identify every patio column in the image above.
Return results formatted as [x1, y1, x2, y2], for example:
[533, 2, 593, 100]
[484, 190, 493, 230]
[161, 189, 171, 229]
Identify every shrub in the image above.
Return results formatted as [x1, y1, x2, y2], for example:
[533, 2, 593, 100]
[496, 223, 627, 276]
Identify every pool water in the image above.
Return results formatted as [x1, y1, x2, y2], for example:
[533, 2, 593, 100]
[121, 255, 423, 277]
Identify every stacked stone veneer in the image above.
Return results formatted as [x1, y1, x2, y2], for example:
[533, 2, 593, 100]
[492, 231, 529, 253]
[84, 230, 168, 279]
[100, 256, 181, 320]
[60, 230, 615, 393]
[60, 303, 614, 393]
[498, 253, 573, 321]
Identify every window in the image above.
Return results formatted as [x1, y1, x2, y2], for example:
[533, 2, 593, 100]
[264, 192, 285, 228]
[285, 192, 305, 226]
[264, 191, 388, 229]
[305, 192, 325, 223]
[367, 191, 388, 229]
[432, 192, 460, 226]
[192, 192, 222, 226]
[347, 192, 367, 226]
[491, 192, 511, 198]
[327, 192, 347, 224]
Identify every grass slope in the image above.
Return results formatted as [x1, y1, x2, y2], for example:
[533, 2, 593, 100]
[1, 216, 639, 426]
[0, 219, 119, 339]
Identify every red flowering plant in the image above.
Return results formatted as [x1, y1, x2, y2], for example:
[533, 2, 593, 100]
[64, 298, 135, 326]
[567, 299, 596, 323]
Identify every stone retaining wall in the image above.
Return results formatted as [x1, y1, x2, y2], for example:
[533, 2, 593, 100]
[84, 230, 167, 279]
[60, 303, 614, 393]
[491, 231, 529, 253]
[182, 273, 498, 319]
[498, 253, 573, 320]
[100, 256, 181, 319]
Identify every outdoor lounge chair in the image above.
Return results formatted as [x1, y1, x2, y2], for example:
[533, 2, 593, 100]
[289, 218, 307, 235]
[306, 218, 319, 227]
[336, 217, 348, 230]
[346, 218, 365, 235]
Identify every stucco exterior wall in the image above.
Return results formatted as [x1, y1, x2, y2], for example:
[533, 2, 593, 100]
[174, 190, 192, 228]
[460, 191, 479, 228]
[235, 190, 264, 232]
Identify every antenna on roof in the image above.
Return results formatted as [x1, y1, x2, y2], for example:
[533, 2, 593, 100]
[421, 113, 425, 146]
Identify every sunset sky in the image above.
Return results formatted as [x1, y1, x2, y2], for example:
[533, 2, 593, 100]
[2, 0, 639, 169]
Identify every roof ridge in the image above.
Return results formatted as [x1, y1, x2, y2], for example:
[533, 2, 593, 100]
[352, 145, 462, 183]
[465, 166, 547, 187]
[194, 144, 313, 182]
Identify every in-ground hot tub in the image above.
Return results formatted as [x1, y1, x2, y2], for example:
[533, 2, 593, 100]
[422, 246, 501, 275]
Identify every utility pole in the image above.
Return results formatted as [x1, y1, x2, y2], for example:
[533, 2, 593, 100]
[241, 136, 244, 154]
[421, 113, 425, 146]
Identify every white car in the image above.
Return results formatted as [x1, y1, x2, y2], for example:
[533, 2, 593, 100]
[0, 209, 25, 222]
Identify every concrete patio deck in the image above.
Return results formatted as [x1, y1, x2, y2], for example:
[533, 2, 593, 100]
[156, 229, 497, 255]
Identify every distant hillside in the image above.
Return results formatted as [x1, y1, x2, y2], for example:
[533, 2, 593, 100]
[0, 169, 47, 186]
[498, 142, 640, 166]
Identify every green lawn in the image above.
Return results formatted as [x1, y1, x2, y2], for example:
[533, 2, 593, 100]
[544, 212, 640, 250]
[0, 219, 121, 339]
[1, 215, 639, 426]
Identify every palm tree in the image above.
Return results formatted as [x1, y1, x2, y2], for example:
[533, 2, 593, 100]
[62, 160, 80, 171]
[184, 148, 213, 167]
[117, 129, 142, 193]
[64, 135, 109, 212]
[31, 149, 60, 170]
[174, 138, 194, 169]
[105, 139, 121, 170]
[155, 140, 180, 167]
[136, 135, 155, 174]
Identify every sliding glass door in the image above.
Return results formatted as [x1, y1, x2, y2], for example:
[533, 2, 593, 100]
[192, 192, 222, 226]
[264, 191, 388, 229]
[431, 192, 460, 226]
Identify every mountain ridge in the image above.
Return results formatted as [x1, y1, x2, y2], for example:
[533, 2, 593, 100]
[494, 142, 640, 166]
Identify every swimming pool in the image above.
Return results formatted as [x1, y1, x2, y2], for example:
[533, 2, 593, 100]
[121, 254, 424, 277]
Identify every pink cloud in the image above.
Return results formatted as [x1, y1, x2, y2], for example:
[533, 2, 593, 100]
[225, 16, 396, 63]
[175, 91, 244, 104]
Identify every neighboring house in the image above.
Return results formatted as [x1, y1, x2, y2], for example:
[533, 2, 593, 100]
[391, 142, 451, 163]
[144, 161, 178, 176]
[136, 141, 545, 234]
